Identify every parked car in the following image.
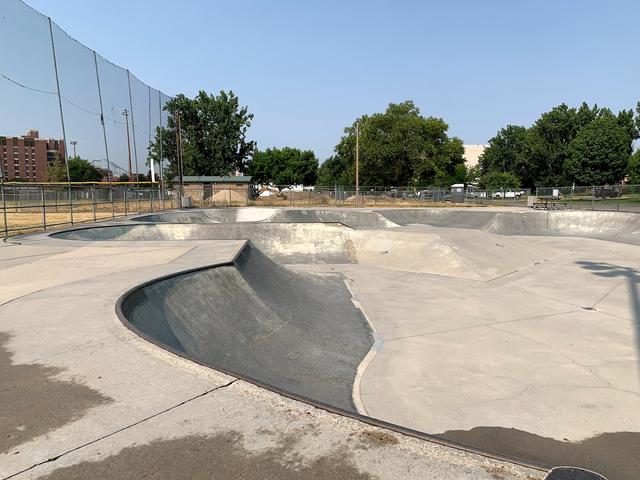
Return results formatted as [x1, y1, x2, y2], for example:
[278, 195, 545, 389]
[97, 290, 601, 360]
[493, 190, 525, 199]
[593, 186, 620, 199]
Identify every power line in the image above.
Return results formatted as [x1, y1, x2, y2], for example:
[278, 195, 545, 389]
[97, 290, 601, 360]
[0, 69, 156, 137]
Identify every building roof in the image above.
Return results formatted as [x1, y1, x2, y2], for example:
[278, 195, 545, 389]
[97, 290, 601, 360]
[173, 175, 252, 183]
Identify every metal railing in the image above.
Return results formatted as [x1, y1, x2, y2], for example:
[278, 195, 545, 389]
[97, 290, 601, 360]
[1, 182, 176, 237]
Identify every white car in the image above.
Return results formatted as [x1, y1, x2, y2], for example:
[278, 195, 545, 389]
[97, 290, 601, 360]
[493, 190, 524, 199]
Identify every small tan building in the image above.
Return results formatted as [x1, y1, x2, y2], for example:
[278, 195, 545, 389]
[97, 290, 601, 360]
[173, 175, 253, 205]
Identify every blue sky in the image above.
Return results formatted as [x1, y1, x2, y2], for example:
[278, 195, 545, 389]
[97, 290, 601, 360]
[3, 0, 638, 169]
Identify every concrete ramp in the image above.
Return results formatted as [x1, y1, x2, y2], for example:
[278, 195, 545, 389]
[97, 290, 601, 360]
[268, 209, 398, 229]
[52, 221, 559, 280]
[118, 243, 374, 411]
[52, 223, 355, 264]
[133, 207, 279, 224]
[349, 229, 558, 281]
[135, 208, 396, 229]
[378, 209, 640, 245]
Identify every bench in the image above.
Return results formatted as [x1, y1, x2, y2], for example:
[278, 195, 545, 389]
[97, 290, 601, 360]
[532, 197, 568, 210]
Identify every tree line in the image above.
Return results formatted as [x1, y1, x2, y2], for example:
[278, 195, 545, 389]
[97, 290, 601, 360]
[480, 103, 640, 188]
[138, 91, 640, 189]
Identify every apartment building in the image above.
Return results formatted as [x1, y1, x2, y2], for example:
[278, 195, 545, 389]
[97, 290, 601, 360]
[0, 130, 66, 182]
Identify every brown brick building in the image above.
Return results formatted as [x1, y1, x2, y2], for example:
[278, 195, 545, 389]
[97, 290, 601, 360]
[0, 130, 66, 182]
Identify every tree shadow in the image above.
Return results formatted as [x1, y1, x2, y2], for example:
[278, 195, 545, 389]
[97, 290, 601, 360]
[575, 260, 640, 377]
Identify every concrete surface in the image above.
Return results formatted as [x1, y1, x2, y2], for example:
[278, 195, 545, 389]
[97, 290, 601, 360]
[5, 206, 640, 479]
[378, 208, 640, 244]
[134, 207, 397, 229]
[52, 223, 356, 264]
[121, 243, 373, 411]
[0, 225, 542, 480]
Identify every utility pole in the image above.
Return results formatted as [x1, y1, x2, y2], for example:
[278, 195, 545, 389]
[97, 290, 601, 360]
[70, 140, 77, 158]
[122, 109, 132, 180]
[175, 111, 184, 200]
[355, 121, 360, 207]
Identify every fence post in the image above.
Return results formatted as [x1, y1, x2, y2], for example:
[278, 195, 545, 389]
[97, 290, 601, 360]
[48, 17, 73, 225]
[69, 186, 74, 225]
[0, 177, 7, 238]
[124, 187, 128, 216]
[91, 186, 97, 222]
[592, 186, 595, 210]
[41, 185, 47, 231]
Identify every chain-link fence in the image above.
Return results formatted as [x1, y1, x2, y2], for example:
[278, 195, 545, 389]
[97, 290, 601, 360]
[0, 183, 176, 236]
[0, 0, 171, 187]
[173, 184, 534, 208]
[535, 185, 640, 212]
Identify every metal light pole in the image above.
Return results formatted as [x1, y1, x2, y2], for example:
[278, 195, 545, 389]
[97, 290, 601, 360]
[355, 121, 360, 208]
[70, 140, 77, 158]
[175, 111, 184, 198]
[122, 109, 132, 181]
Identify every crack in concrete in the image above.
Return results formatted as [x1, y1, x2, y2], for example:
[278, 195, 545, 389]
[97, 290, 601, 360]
[386, 309, 578, 342]
[591, 279, 626, 309]
[1, 378, 239, 480]
[487, 325, 640, 398]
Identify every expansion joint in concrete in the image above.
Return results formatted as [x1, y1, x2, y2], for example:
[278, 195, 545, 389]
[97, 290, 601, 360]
[1, 378, 239, 480]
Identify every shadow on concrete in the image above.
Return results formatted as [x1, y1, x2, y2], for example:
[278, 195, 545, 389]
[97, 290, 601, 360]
[38, 431, 374, 480]
[576, 260, 640, 376]
[0, 331, 112, 455]
[438, 426, 639, 480]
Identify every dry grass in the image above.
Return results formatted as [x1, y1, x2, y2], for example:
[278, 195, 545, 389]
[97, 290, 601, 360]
[0, 200, 170, 237]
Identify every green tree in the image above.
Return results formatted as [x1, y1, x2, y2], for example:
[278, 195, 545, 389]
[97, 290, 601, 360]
[46, 157, 67, 182]
[479, 125, 529, 185]
[317, 155, 354, 186]
[118, 173, 130, 182]
[565, 110, 631, 185]
[523, 103, 599, 186]
[247, 147, 318, 186]
[626, 149, 640, 184]
[483, 102, 640, 187]
[67, 157, 102, 182]
[149, 90, 256, 180]
[466, 164, 482, 183]
[323, 101, 464, 187]
[479, 171, 521, 190]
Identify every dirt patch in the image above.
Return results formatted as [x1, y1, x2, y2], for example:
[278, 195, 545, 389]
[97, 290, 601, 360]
[438, 426, 640, 480]
[358, 429, 399, 448]
[38, 431, 374, 480]
[213, 189, 246, 203]
[0, 332, 112, 454]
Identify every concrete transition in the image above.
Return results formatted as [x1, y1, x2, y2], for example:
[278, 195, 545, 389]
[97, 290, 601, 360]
[133, 207, 397, 229]
[377, 208, 640, 244]
[120, 242, 373, 412]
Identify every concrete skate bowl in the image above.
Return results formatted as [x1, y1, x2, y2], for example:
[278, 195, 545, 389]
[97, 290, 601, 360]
[132, 207, 280, 224]
[51, 222, 357, 264]
[133, 208, 397, 229]
[378, 208, 640, 245]
[117, 242, 374, 412]
[50, 220, 562, 281]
